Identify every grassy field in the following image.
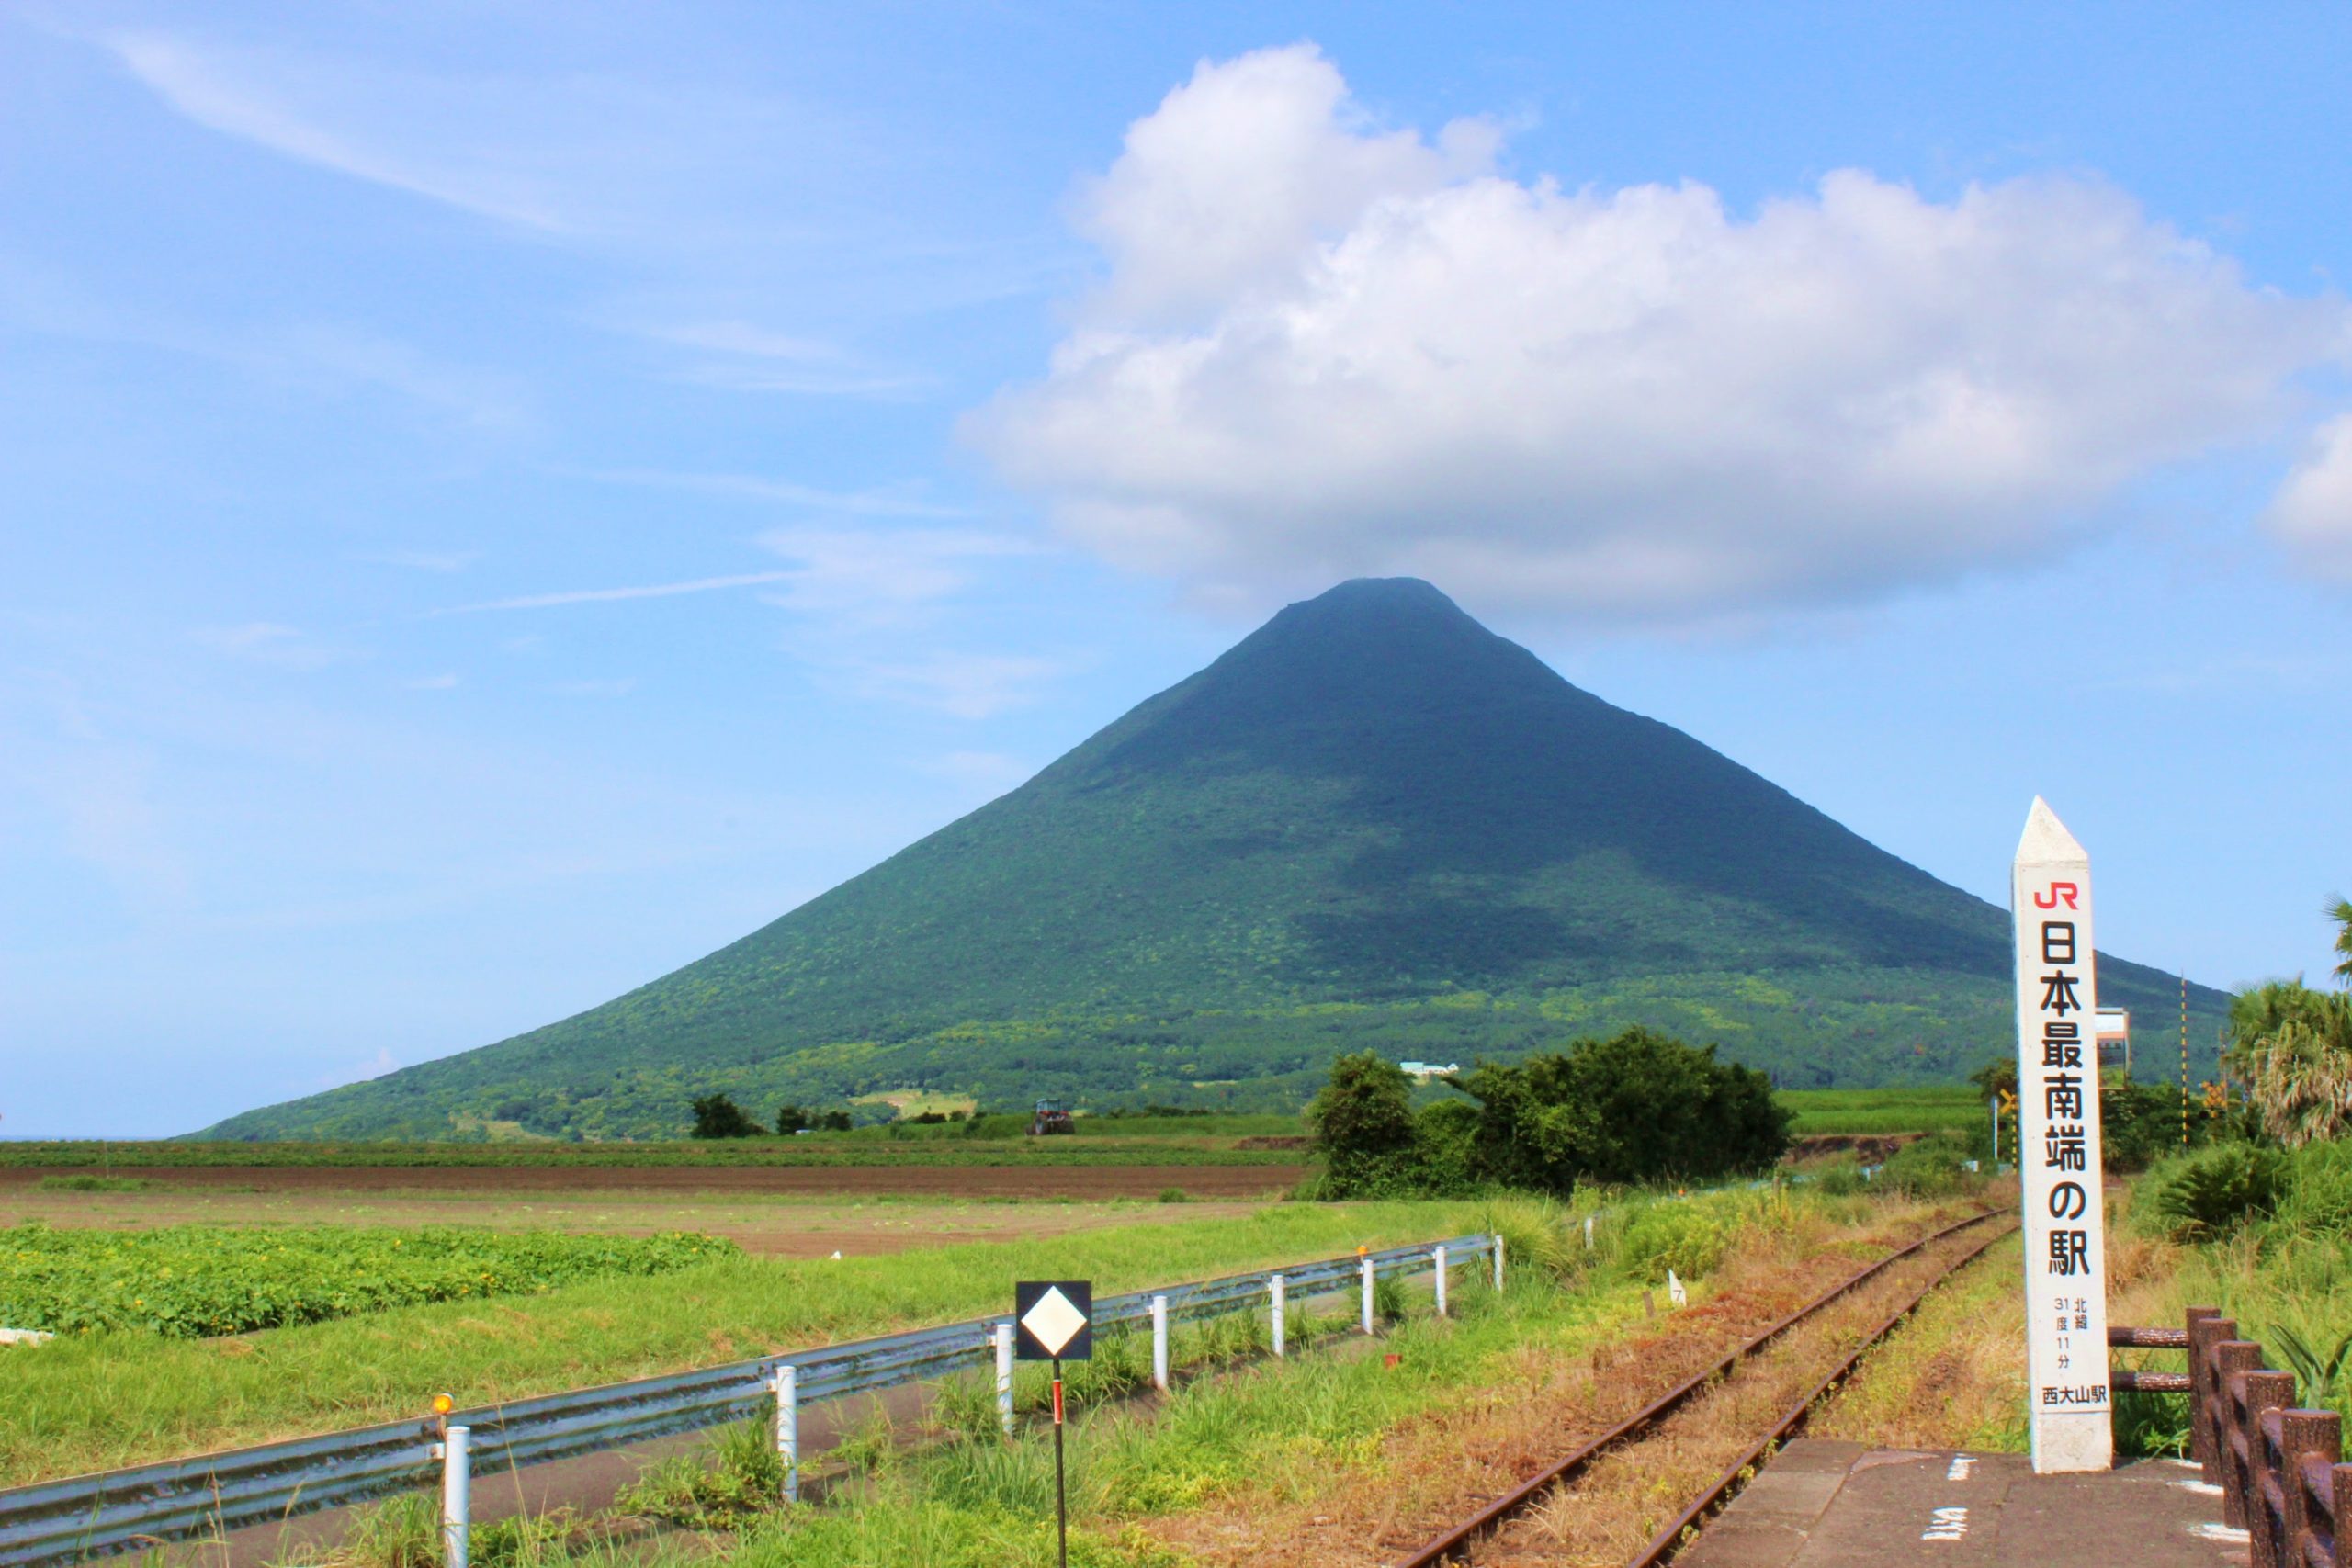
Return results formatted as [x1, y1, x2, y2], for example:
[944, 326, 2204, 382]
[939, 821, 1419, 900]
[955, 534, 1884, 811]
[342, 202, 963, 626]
[1779, 1085, 1984, 1136]
[0, 1185, 1272, 1258]
[249, 1184, 1983, 1568]
[0, 1224, 738, 1337]
[0, 1201, 1490, 1485]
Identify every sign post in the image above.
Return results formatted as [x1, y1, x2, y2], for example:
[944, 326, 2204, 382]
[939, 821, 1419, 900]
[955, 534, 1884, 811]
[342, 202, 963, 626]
[2012, 798, 2112, 1472]
[1014, 1280, 1092, 1568]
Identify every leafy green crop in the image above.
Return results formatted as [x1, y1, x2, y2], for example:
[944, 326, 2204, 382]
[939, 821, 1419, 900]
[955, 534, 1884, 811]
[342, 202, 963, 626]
[0, 1224, 738, 1337]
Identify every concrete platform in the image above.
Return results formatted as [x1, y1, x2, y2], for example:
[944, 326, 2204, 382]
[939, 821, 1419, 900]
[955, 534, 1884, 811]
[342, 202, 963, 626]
[1679, 1440, 2247, 1568]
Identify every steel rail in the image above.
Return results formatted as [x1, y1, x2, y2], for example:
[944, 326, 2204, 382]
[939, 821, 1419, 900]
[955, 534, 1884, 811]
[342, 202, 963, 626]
[1624, 1223, 2013, 1567]
[1390, 1209, 2008, 1568]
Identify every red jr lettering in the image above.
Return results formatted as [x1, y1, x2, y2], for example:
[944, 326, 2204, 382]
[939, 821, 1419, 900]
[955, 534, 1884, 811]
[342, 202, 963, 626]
[2034, 883, 2079, 910]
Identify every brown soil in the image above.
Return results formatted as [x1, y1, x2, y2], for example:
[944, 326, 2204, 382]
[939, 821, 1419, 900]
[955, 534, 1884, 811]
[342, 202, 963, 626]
[0, 1167, 1299, 1259]
[0, 1162, 1302, 1198]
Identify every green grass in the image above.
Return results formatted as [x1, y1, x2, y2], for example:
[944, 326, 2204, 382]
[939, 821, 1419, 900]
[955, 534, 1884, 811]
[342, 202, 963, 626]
[288, 1186, 1902, 1568]
[0, 1202, 1488, 1486]
[0, 1224, 738, 1337]
[1778, 1085, 1985, 1136]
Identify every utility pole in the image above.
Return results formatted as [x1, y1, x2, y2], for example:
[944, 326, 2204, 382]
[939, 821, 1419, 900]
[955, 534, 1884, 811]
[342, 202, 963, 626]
[2179, 975, 2189, 1149]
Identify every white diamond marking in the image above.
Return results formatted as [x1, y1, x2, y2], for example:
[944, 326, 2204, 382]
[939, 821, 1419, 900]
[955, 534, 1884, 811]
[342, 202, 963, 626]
[1022, 1288, 1087, 1356]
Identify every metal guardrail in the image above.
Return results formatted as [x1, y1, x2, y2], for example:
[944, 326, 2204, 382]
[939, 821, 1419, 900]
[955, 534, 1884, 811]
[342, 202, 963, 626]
[2111, 1307, 2351, 1568]
[0, 1233, 1496, 1568]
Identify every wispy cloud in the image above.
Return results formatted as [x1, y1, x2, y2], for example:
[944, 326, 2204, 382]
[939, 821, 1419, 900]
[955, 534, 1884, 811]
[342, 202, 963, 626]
[628, 320, 937, 399]
[757, 526, 1042, 626]
[0, 258, 530, 433]
[436, 572, 795, 615]
[107, 31, 568, 229]
[194, 623, 342, 670]
[833, 652, 1065, 719]
[565, 467, 968, 518]
[359, 550, 481, 574]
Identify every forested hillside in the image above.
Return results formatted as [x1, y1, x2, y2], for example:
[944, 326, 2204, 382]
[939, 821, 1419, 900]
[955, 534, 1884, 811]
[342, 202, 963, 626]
[206, 579, 2226, 1139]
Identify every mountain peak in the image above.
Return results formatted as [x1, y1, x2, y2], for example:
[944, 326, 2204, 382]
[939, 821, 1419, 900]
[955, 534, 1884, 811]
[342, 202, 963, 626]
[203, 576, 2226, 1140]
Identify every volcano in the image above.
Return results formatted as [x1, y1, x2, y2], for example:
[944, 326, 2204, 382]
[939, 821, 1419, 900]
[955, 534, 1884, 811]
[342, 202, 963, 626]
[206, 579, 2225, 1138]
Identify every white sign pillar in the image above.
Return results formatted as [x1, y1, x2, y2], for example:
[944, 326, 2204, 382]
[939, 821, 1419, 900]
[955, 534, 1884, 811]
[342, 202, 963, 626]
[2013, 797, 2112, 1473]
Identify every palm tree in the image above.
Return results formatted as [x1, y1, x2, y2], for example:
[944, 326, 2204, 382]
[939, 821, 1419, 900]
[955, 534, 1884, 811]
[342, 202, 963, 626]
[2231, 980, 2352, 1146]
[2331, 896, 2352, 987]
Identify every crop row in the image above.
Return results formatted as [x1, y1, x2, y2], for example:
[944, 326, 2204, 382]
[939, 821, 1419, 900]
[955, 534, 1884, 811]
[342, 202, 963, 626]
[0, 1224, 740, 1338]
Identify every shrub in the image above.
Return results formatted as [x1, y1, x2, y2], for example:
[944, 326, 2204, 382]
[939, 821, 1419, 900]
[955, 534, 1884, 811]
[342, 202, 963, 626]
[1616, 1201, 1731, 1283]
[1879, 1134, 1975, 1198]
[690, 1094, 762, 1140]
[2143, 1143, 2287, 1239]
[1454, 1028, 1791, 1193]
[2274, 1139, 2352, 1237]
[1306, 1053, 1419, 1198]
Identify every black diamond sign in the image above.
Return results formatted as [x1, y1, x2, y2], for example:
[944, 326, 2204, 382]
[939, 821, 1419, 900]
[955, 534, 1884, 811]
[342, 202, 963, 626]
[1013, 1280, 1092, 1361]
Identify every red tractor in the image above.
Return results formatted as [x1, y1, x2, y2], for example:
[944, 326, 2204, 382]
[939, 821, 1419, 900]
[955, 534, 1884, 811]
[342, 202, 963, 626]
[1028, 1098, 1076, 1136]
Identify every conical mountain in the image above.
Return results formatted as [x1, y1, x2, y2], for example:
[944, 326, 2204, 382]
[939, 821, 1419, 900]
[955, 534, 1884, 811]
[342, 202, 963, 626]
[206, 580, 2226, 1138]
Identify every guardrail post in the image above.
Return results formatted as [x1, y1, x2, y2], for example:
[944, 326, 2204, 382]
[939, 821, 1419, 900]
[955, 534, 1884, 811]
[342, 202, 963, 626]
[772, 1364, 799, 1505]
[2277, 1410, 2337, 1568]
[2231, 1361, 2292, 1532]
[1433, 1245, 1448, 1318]
[2212, 1342, 2261, 1521]
[1361, 1257, 1375, 1335]
[439, 1425, 470, 1568]
[994, 1322, 1015, 1436]
[2329, 1461, 2352, 1568]
[1271, 1273, 1286, 1359]
[1492, 1234, 1505, 1292]
[1151, 1295, 1170, 1391]
[2187, 1307, 2224, 1471]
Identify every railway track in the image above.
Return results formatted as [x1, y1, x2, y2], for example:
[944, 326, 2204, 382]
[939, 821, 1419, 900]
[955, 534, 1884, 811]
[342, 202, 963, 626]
[1392, 1208, 2016, 1568]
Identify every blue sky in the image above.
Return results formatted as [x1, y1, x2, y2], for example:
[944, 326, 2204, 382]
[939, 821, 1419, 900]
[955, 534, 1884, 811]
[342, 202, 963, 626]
[3, 3, 2347, 1136]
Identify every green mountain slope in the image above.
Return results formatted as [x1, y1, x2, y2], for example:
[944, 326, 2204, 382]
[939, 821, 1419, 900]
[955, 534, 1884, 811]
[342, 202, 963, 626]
[205, 579, 2229, 1139]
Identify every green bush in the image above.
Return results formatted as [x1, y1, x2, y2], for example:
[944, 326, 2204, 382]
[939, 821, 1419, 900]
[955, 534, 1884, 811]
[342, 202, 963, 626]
[1878, 1134, 1975, 1198]
[1454, 1028, 1791, 1193]
[2143, 1143, 2288, 1239]
[1305, 1053, 1420, 1198]
[690, 1093, 762, 1139]
[1615, 1201, 1731, 1283]
[2273, 1139, 2352, 1237]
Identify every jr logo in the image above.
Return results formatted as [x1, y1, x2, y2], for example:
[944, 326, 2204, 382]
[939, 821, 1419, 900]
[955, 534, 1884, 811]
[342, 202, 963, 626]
[2033, 883, 2079, 910]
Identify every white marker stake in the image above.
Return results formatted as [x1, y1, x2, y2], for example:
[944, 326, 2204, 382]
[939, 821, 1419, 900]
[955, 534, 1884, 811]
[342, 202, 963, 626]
[1150, 1295, 1170, 1390]
[2013, 797, 2113, 1473]
[1360, 1257, 1375, 1334]
[1433, 1245, 1448, 1317]
[773, 1365, 799, 1503]
[994, 1322, 1015, 1436]
[1492, 1235, 1505, 1292]
[440, 1426, 470, 1568]
[1270, 1273, 1286, 1358]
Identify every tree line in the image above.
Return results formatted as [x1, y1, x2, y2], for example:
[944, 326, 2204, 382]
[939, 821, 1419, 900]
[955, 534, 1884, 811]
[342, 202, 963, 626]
[1306, 1026, 1792, 1198]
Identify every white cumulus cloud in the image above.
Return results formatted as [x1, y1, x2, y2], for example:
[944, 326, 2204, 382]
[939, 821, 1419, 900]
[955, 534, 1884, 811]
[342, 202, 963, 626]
[974, 44, 2349, 620]
[2266, 413, 2352, 582]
